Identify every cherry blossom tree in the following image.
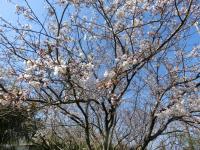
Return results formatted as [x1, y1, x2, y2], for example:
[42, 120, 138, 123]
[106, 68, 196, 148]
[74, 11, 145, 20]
[0, 0, 199, 149]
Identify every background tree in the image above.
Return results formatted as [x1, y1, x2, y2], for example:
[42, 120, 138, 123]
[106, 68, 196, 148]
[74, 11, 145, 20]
[0, 104, 40, 145]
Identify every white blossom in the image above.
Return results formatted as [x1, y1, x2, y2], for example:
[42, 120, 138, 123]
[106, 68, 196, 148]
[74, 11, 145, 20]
[29, 81, 40, 88]
[26, 60, 32, 67]
[104, 70, 115, 78]
[122, 60, 129, 68]
[104, 70, 109, 78]
[79, 52, 84, 58]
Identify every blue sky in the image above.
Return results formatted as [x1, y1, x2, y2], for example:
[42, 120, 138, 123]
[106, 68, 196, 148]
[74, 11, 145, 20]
[0, 0, 45, 23]
[0, 0, 15, 19]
